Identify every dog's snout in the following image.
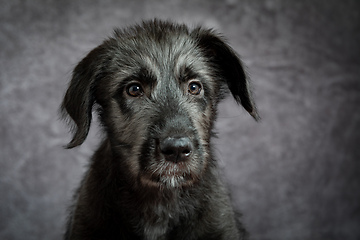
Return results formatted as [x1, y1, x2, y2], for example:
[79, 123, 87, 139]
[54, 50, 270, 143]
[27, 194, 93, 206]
[160, 137, 193, 163]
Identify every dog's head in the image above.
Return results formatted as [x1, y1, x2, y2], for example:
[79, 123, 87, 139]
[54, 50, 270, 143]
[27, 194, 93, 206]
[61, 20, 258, 189]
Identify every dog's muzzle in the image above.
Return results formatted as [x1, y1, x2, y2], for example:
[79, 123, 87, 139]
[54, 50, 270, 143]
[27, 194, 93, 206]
[139, 134, 201, 188]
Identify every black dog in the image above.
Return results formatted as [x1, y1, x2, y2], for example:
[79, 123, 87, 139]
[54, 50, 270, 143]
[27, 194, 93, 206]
[61, 19, 258, 240]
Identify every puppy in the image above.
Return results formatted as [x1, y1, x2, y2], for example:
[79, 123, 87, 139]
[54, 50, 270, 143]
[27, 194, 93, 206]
[61, 19, 258, 240]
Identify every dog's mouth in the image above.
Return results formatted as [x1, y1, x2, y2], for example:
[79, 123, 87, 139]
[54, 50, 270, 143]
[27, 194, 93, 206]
[138, 136, 204, 188]
[141, 160, 197, 188]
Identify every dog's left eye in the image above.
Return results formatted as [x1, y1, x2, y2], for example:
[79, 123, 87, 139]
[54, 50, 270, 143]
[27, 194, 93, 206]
[126, 83, 144, 97]
[188, 82, 202, 95]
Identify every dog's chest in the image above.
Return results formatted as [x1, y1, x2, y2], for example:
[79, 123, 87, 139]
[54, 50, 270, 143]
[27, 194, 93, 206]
[135, 195, 196, 240]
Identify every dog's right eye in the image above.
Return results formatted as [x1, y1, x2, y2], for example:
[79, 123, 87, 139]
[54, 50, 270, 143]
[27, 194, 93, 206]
[126, 83, 144, 97]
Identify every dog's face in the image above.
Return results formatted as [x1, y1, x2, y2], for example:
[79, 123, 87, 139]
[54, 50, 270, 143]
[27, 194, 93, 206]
[62, 20, 258, 189]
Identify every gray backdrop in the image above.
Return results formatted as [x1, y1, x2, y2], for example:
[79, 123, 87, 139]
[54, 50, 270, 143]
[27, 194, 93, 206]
[1, 0, 359, 239]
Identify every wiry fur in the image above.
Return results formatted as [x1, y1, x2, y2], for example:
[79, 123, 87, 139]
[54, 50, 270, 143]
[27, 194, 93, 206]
[61, 19, 258, 240]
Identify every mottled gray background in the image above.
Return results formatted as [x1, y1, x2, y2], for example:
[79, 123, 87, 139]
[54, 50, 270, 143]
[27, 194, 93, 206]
[1, 0, 359, 239]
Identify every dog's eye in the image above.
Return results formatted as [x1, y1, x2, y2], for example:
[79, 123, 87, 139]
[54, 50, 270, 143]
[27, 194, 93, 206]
[126, 83, 144, 97]
[188, 82, 202, 95]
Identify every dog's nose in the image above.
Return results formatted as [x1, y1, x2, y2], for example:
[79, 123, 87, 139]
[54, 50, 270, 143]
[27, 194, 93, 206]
[160, 137, 193, 163]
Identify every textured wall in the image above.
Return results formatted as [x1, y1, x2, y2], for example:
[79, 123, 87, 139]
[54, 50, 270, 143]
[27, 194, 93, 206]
[1, 0, 359, 239]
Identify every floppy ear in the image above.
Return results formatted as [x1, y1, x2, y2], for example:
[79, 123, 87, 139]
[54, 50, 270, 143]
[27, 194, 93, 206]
[194, 29, 259, 120]
[61, 46, 104, 148]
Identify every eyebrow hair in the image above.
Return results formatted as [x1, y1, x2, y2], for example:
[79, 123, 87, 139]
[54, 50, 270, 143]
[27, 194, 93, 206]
[116, 67, 157, 94]
[179, 66, 200, 83]
[133, 67, 157, 84]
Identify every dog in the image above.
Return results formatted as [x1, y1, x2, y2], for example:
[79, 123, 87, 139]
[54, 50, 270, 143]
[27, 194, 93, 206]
[61, 19, 258, 240]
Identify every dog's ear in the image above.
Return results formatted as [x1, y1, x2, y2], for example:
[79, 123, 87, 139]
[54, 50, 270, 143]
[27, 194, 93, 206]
[194, 29, 259, 120]
[61, 46, 104, 148]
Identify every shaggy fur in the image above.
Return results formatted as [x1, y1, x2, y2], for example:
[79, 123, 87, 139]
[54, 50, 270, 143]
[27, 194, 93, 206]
[61, 19, 258, 240]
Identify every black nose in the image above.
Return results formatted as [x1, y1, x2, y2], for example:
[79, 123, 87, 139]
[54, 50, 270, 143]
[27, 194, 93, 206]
[160, 137, 193, 163]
